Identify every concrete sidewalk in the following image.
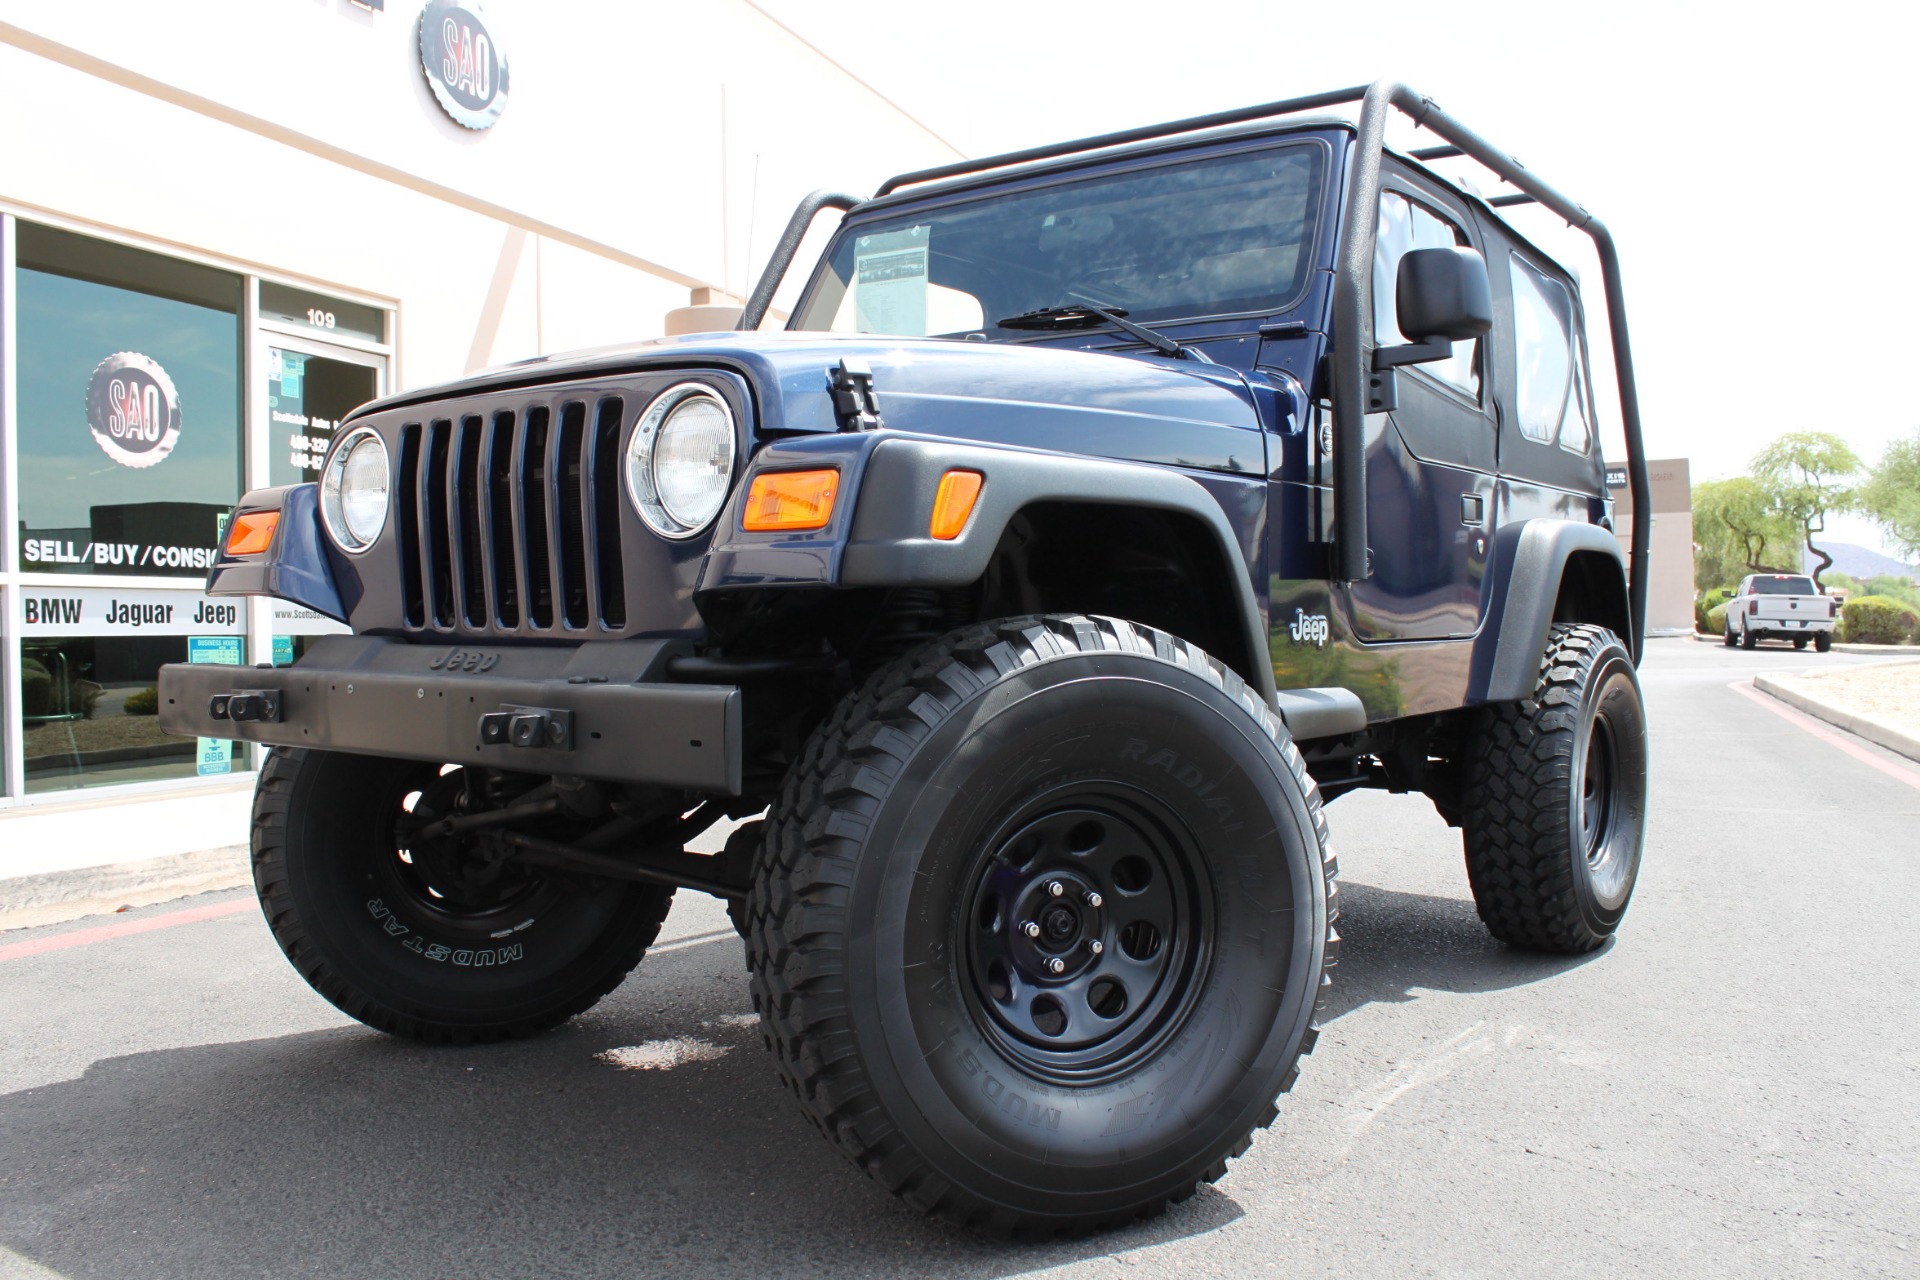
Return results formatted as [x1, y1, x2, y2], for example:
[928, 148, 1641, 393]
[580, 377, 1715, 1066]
[1755, 659, 1920, 766]
[0, 783, 253, 931]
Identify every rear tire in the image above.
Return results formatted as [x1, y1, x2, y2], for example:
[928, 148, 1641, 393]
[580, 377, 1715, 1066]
[746, 615, 1335, 1235]
[1461, 625, 1648, 953]
[252, 748, 675, 1044]
[1793, 637, 1808, 650]
[1741, 627, 1758, 650]
[1815, 632, 1833, 653]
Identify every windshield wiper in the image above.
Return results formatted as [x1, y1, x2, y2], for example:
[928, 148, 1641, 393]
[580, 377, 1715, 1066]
[995, 298, 1209, 362]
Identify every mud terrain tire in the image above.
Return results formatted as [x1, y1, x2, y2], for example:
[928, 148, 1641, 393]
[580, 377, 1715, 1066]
[1462, 624, 1648, 953]
[253, 748, 674, 1044]
[745, 615, 1336, 1235]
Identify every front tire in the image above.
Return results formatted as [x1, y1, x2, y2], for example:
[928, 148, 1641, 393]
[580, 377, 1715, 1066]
[252, 748, 675, 1044]
[1461, 624, 1648, 953]
[746, 616, 1335, 1235]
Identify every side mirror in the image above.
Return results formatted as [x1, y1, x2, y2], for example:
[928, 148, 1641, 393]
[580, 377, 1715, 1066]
[1374, 247, 1493, 371]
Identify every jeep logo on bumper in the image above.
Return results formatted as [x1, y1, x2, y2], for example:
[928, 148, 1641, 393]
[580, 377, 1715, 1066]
[428, 648, 500, 672]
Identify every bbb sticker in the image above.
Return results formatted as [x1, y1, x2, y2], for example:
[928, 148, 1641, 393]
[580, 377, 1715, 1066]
[85, 352, 181, 470]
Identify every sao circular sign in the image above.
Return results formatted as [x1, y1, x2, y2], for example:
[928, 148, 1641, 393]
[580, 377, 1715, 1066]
[85, 352, 181, 470]
[419, 0, 509, 130]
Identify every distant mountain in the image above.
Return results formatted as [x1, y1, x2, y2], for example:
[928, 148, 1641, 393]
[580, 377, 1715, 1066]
[1804, 541, 1919, 581]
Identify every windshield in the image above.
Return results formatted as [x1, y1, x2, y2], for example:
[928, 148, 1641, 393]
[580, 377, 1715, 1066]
[793, 143, 1325, 339]
[1750, 576, 1817, 595]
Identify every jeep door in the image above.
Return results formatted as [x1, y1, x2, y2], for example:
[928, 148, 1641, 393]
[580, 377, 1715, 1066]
[1340, 169, 1497, 641]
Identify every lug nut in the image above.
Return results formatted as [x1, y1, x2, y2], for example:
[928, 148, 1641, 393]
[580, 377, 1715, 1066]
[1086, 939, 1104, 955]
[1047, 880, 1065, 897]
[1046, 957, 1067, 975]
[1084, 890, 1104, 909]
[1021, 920, 1041, 938]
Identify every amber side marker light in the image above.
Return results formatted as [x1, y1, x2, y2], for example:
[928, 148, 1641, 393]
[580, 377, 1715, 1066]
[225, 511, 280, 556]
[742, 468, 839, 532]
[929, 470, 984, 540]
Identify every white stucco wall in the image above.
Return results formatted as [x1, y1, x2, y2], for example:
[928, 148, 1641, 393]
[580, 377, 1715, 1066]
[0, 1, 959, 387]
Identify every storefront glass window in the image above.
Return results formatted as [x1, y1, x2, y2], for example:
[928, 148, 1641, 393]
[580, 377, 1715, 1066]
[15, 223, 243, 579]
[19, 607, 241, 794]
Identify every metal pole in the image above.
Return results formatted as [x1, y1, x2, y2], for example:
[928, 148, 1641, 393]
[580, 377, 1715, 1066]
[1328, 81, 1417, 584]
[875, 84, 1370, 197]
[0, 213, 25, 801]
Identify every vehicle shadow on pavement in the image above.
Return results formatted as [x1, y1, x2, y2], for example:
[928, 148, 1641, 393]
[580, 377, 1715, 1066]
[0, 938, 1240, 1280]
[1320, 881, 1605, 1023]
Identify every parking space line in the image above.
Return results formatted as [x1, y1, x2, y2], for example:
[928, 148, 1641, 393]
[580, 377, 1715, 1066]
[1729, 679, 1920, 792]
[0, 897, 253, 963]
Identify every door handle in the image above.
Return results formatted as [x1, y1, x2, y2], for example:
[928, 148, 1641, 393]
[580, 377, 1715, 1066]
[1460, 494, 1485, 526]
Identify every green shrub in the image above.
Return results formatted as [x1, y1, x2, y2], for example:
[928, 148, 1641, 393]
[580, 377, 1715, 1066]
[1704, 602, 1729, 636]
[1862, 576, 1920, 612]
[1839, 595, 1920, 645]
[73, 679, 104, 720]
[1696, 587, 1735, 633]
[123, 685, 160, 716]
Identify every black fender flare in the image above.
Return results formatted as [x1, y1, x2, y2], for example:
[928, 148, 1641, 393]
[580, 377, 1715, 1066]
[839, 437, 1278, 706]
[1470, 518, 1632, 705]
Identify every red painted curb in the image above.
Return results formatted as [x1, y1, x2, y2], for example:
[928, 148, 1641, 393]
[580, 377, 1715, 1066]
[0, 897, 253, 963]
[1729, 680, 1920, 793]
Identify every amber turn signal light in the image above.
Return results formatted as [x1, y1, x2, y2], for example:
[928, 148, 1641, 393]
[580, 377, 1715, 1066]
[225, 510, 280, 556]
[929, 470, 984, 541]
[742, 469, 839, 532]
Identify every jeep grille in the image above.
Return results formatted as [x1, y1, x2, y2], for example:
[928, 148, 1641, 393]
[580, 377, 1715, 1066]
[393, 397, 628, 632]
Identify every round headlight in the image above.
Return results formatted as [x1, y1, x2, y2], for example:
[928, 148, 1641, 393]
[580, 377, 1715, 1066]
[626, 384, 736, 538]
[320, 426, 390, 553]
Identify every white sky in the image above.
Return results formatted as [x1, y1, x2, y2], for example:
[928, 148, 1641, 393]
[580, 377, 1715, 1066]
[754, 0, 1920, 558]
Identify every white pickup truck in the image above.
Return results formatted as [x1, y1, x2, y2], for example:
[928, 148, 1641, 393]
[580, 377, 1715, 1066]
[1724, 573, 1837, 651]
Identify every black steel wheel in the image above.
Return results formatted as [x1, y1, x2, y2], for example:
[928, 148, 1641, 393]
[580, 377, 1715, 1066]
[252, 748, 674, 1043]
[746, 616, 1335, 1236]
[961, 787, 1211, 1080]
[1461, 624, 1648, 953]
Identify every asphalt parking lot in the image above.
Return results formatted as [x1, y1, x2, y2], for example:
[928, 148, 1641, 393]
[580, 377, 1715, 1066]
[2, 637, 1916, 1279]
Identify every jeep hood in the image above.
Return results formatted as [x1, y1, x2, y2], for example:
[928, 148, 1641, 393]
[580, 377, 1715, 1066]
[345, 330, 1266, 475]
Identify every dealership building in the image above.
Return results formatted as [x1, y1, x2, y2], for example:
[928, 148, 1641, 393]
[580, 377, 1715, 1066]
[0, 2, 956, 884]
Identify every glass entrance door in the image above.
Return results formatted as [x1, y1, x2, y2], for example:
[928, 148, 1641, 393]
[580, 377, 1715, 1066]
[266, 340, 383, 489]
[261, 334, 385, 668]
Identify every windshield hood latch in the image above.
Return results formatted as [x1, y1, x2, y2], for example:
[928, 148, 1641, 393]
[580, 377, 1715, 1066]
[830, 358, 885, 431]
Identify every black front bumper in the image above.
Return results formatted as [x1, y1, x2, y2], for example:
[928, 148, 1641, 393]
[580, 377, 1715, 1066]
[157, 635, 742, 793]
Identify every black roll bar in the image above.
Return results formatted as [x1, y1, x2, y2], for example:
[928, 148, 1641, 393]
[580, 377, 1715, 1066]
[737, 190, 861, 332]
[740, 81, 1650, 657]
[1330, 82, 1649, 659]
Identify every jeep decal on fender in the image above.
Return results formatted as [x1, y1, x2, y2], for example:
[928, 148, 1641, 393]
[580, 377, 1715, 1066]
[1289, 609, 1330, 648]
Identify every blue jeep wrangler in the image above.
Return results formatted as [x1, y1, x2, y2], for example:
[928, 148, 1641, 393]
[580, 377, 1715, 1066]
[159, 81, 1651, 1235]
